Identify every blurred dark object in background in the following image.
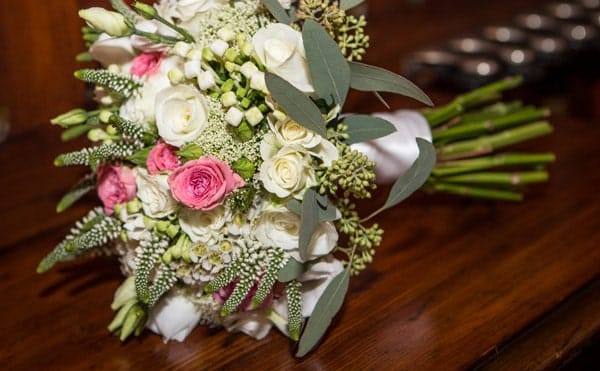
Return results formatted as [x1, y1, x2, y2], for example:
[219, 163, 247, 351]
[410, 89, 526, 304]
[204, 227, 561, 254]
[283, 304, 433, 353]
[404, 0, 600, 116]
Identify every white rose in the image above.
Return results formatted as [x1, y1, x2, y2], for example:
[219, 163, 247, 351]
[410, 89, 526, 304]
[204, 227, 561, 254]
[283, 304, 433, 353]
[268, 116, 339, 166]
[155, 84, 209, 147]
[179, 206, 228, 243]
[351, 110, 432, 184]
[135, 169, 178, 218]
[259, 137, 317, 199]
[89, 34, 135, 67]
[147, 291, 202, 342]
[174, 0, 228, 21]
[252, 23, 314, 93]
[253, 204, 338, 262]
[119, 56, 181, 127]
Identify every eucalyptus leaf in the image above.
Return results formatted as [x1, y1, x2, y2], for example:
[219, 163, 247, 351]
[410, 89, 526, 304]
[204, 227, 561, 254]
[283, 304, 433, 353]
[340, 0, 365, 10]
[278, 258, 305, 282]
[302, 20, 350, 107]
[56, 173, 96, 212]
[260, 0, 292, 23]
[381, 138, 436, 211]
[286, 199, 302, 215]
[296, 267, 350, 357]
[349, 62, 433, 106]
[265, 73, 327, 138]
[299, 189, 320, 261]
[343, 115, 396, 145]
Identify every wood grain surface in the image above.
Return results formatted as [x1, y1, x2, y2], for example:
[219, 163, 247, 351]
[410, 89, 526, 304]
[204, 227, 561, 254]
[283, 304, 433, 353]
[1, 0, 599, 370]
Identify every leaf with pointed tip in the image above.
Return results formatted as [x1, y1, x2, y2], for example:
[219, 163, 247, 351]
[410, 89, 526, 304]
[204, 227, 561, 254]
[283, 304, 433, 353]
[381, 138, 436, 211]
[299, 189, 320, 261]
[266, 73, 327, 138]
[349, 62, 433, 106]
[296, 267, 350, 357]
[343, 115, 397, 145]
[278, 258, 305, 282]
[260, 0, 292, 23]
[56, 174, 96, 212]
[288, 197, 337, 222]
[340, 0, 365, 10]
[303, 20, 350, 107]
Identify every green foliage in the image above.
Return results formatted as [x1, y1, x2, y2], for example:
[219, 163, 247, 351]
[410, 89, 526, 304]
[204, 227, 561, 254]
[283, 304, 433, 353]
[37, 208, 122, 273]
[54, 142, 140, 168]
[265, 73, 327, 138]
[303, 19, 350, 107]
[341, 115, 396, 145]
[296, 267, 350, 357]
[260, 0, 293, 23]
[348, 62, 432, 106]
[56, 173, 96, 212]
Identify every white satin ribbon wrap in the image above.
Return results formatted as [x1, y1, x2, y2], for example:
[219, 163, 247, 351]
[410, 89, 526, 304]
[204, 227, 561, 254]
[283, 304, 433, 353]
[350, 110, 432, 184]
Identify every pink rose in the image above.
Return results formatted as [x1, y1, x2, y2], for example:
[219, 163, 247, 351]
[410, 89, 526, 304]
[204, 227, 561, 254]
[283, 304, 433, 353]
[168, 157, 244, 211]
[130, 52, 164, 77]
[97, 165, 137, 215]
[147, 141, 180, 175]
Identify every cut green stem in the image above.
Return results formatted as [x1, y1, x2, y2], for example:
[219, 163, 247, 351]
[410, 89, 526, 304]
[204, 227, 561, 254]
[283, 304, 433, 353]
[433, 152, 555, 176]
[439, 170, 549, 185]
[429, 183, 524, 201]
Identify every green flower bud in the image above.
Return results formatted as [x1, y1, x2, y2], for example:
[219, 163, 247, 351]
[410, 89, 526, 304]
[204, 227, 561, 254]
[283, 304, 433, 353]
[50, 109, 88, 127]
[110, 276, 137, 310]
[133, 2, 157, 19]
[79, 7, 130, 37]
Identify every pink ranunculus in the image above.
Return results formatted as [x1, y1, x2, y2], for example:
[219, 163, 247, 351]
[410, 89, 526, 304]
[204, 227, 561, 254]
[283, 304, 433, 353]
[147, 141, 180, 175]
[97, 165, 137, 215]
[130, 52, 164, 77]
[168, 157, 244, 211]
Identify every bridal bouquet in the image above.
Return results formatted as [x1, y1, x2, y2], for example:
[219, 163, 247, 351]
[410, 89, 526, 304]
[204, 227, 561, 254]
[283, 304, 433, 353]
[39, 0, 554, 357]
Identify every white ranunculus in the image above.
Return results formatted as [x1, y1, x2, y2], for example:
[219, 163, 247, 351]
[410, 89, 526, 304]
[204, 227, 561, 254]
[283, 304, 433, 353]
[253, 204, 338, 262]
[89, 33, 135, 66]
[252, 23, 314, 93]
[174, 0, 228, 21]
[147, 291, 202, 342]
[259, 137, 317, 199]
[179, 206, 228, 243]
[79, 7, 129, 37]
[351, 110, 432, 184]
[135, 169, 178, 218]
[268, 116, 339, 166]
[222, 311, 273, 340]
[155, 84, 209, 147]
[119, 56, 180, 128]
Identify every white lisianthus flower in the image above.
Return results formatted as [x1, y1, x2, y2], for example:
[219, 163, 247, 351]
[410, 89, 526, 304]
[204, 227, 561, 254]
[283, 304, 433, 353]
[173, 0, 228, 21]
[131, 20, 178, 52]
[268, 116, 339, 166]
[179, 206, 228, 243]
[89, 33, 135, 67]
[135, 169, 178, 218]
[79, 7, 129, 37]
[253, 204, 338, 262]
[222, 311, 273, 340]
[119, 56, 181, 128]
[278, 0, 292, 9]
[155, 85, 210, 147]
[252, 23, 314, 93]
[259, 136, 317, 199]
[351, 110, 433, 183]
[147, 292, 202, 342]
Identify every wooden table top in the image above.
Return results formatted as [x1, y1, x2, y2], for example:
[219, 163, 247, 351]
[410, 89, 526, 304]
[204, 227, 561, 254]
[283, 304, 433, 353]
[1, 0, 599, 370]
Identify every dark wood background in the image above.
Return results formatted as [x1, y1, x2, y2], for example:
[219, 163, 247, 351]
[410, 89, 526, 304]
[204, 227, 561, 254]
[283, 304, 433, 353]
[1, 0, 599, 370]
